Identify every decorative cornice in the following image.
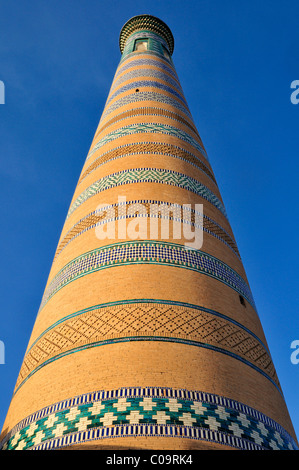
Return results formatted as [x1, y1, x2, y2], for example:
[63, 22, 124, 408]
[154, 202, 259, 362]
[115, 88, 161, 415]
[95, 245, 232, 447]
[119, 14, 174, 55]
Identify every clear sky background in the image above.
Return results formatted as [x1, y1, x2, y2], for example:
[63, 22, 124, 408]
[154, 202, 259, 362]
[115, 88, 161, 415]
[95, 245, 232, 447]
[0, 0, 298, 441]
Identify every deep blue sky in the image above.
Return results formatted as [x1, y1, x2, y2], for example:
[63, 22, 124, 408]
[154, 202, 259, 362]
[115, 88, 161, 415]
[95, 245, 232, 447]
[0, 0, 298, 440]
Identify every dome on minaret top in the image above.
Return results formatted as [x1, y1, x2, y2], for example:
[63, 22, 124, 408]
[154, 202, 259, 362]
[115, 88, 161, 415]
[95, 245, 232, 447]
[119, 14, 174, 55]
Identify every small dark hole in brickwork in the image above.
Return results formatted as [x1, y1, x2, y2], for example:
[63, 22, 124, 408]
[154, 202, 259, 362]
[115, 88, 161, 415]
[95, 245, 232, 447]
[135, 89, 139, 92]
[239, 295, 246, 307]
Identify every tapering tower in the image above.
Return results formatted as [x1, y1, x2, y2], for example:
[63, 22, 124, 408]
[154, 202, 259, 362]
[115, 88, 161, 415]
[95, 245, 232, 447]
[1, 15, 297, 451]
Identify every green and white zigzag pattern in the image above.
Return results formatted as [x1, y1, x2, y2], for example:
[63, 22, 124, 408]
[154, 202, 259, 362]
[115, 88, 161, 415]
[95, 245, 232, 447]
[87, 122, 207, 161]
[1, 387, 297, 451]
[67, 168, 225, 219]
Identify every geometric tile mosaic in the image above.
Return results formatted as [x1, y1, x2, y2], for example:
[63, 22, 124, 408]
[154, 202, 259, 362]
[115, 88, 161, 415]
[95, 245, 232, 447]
[1, 386, 297, 450]
[86, 122, 208, 161]
[94, 106, 199, 142]
[38, 241, 255, 314]
[67, 167, 226, 219]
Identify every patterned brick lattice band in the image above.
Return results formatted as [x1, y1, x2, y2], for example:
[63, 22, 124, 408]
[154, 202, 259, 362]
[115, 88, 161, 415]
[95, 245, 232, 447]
[15, 301, 278, 393]
[79, 141, 214, 186]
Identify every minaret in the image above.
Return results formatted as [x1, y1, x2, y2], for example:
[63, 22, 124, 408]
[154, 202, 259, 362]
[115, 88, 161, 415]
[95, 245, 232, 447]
[1, 14, 297, 451]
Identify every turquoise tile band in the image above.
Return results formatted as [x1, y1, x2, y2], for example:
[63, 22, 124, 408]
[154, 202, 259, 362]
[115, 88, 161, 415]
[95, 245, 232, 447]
[87, 122, 208, 161]
[1, 386, 297, 450]
[67, 167, 224, 219]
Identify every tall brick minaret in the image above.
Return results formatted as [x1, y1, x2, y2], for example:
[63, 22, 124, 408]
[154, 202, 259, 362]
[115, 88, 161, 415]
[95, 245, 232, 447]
[1, 14, 297, 450]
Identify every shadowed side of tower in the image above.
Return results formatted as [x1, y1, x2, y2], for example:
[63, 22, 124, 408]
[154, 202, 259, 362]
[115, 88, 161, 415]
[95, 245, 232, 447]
[0, 14, 297, 450]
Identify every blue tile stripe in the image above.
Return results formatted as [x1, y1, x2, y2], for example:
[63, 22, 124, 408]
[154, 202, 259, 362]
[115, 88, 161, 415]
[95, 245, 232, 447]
[106, 77, 186, 107]
[110, 66, 182, 96]
[114, 56, 179, 83]
[108, 68, 186, 93]
[87, 122, 208, 161]
[113, 55, 180, 83]
[67, 167, 224, 219]
[37, 241, 255, 315]
[1, 386, 297, 450]
[99, 90, 193, 125]
[106, 79, 187, 109]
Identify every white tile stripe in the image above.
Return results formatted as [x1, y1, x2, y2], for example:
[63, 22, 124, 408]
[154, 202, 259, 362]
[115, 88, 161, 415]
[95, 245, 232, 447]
[29, 423, 263, 451]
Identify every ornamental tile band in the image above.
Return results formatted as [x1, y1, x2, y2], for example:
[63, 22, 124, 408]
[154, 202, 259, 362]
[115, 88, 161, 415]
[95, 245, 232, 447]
[37, 241, 254, 315]
[99, 90, 193, 124]
[1, 386, 297, 451]
[94, 106, 199, 140]
[67, 167, 224, 219]
[114, 57, 179, 83]
[86, 122, 208, 161]
[105, 79, 187, 108]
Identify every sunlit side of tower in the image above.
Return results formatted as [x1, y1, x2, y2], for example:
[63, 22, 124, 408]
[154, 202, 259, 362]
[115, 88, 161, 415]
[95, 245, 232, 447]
[1, 15, 297, 450]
